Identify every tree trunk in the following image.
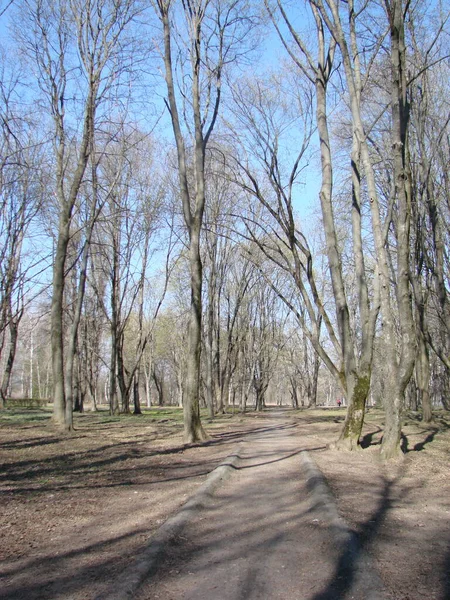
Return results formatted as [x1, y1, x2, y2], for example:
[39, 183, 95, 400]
[290, 379, 299, 409]
[313, 0, 412, 458]
[416, 326, 432, 422]
[221, 369, 231, 415]
[157, 0, 228, 443]
[144, 363, 152, 408]
[51, 215, 71, 428]
[335, 372, 370, 450]
[205, 296, 215, 419]
[73, 355, 84, 413]
[183, 223, 208, 441]
[315, 50, 371, 446]
[1, 313, 21, 407]
[381, 373, 404, 460]
[380, 0, 416, 458]
[133, 372, 142, 415]
[109, 329, 119, 416]
[153, 368, 164, 406]
[311, 351, 320, 407]
[117, 340, 130, 414]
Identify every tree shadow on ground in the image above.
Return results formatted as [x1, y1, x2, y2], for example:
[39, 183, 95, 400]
[0, 528, 153, 600]
[401, 428, 441, 453]
[0, 436, 63, 450]
[0, 422, 297, 490]
[1, 421, 308, 512]
[361, 424, 443, 453]
[201, 421, 299, 444]
[310, 477, 394, 600]
[1, 450, 238, 496]
[443, 533, 450, 600]
[359, 426, 382, 448]
[411, 428, 439, 451]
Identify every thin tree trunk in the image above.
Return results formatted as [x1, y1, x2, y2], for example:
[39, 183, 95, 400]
[311, 350, 320, 407]
[133, 371, 142, 415]
[158, 0, 220, 443]
[117, 339, 130, 413]
[51, 96, 94, 431]
[416, 321, 432, 422]
[205, 274, 216, 419]
[1, 312, 21, 406]
[51, 215, 71, 427]
[109, 327, 119, 416]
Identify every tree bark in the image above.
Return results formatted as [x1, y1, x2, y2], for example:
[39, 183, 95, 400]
[380, 0, 416, 459]
[133, 371, 142, 415]
[260, 1, 379, 448]
[157, 0, 220, 442]
[0, 311, 21, 407]
[416, 320, 432, 422]
[51, 213, 71, 427]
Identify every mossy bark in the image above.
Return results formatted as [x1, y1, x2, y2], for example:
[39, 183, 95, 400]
[335, 374, 370, 450]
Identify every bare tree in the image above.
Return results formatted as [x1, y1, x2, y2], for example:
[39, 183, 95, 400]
[16, 0, 143, 429]
[228, 50, 382, 448]
[0, 51, 46, 406]
[249, 276, 286, 410]
[202, 163, 255, 417]
[283, 324, 321, 409]
[285, 0, 415, 458]
[153, 0, 258, 442]
[407, 8, 450, 418]
[90, 131, 172, 415]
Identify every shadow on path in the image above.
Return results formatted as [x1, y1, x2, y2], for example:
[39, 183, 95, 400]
[443, 534, 450, 600]
[310, 477, 393, 600]
[0, 521, 162, 600]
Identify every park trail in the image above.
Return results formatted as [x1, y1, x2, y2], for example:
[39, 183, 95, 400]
[134, 410, 386, 600]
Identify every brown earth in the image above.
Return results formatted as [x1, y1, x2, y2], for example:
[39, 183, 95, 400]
[0, 406, 449, 600]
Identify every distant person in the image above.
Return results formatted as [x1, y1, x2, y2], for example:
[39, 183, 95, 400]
[337, 398, 342, 407]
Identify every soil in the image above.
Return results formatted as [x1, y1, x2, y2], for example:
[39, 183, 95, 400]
[0, 407, 449, 600]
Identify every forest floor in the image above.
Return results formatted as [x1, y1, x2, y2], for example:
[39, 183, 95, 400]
[0, 405, 449, 600]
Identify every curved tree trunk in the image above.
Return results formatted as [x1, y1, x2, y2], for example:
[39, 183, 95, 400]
[315, 34, 372, 449]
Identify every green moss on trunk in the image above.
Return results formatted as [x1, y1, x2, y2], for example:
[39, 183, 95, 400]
[335, 375, 370, 450]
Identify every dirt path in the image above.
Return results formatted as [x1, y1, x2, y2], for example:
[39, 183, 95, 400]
[1, 407, 449, 599]
[134, 412, 385, 600]
[0, 414, 256, 600]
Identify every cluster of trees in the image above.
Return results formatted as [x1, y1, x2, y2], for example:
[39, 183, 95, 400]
[0, 0, 449, 458]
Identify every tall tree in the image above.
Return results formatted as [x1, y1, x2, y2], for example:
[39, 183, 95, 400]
[17, 0, 142, 429]
[407, 6, 450, 418]
[229, 56, 380, 448]
[0, 51, 45, 406]
[202, 163, 254, 417]
[305, 0, 418, 458]
[91, 132, 169, 415]
[153, 0, 258, 442]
